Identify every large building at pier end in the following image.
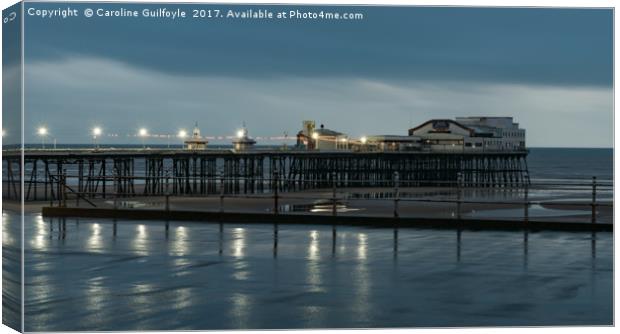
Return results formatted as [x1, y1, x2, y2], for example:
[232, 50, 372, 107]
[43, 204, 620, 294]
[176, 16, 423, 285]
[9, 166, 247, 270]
[409, 117, 526, 152]
[296, 117, 526, 152]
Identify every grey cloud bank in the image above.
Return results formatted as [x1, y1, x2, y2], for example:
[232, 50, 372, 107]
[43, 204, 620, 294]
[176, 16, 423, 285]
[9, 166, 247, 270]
[17, 4, 613, 147]
[24, 57, 612, 147]
[24, 5, 612, 86]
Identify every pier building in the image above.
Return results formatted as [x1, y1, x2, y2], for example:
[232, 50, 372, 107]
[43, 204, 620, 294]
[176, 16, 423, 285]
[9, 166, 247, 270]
[232, 123, 256, 151]
[409, 117, 526, 152]
[184, 123, 208, 150]
[455, 116, 526, 151]
[296, 117, 526, 153]
[296, 121, 349, 151]
[361, 135, 421, 152]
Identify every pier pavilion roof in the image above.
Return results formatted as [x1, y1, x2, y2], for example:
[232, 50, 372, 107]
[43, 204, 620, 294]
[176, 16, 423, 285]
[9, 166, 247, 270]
[314, 128, 345, 137]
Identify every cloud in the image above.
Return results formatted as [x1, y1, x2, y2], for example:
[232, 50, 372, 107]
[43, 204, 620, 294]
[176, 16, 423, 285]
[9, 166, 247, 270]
[23, 56, 612, 147]
[2, 63, 22, 145]
[24, 5, 613, 87]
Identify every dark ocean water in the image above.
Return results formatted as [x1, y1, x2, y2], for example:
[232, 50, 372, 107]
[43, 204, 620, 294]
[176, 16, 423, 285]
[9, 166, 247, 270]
[2, 147, 614, 331]
[527, 148, 613, 181]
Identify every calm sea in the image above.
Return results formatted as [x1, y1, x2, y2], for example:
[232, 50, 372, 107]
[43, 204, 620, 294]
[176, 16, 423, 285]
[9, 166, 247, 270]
[527, 148, 612, 181]
[1, 147, 614, 330]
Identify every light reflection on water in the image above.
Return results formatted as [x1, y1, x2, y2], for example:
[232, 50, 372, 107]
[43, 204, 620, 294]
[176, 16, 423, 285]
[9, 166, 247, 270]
[2, 211, 612, 331]
[173, 226, 188, 256]
[231, 227, 245, 259]
[133, 224, 149, 256]
[306, 230, 322, 293]
[88, 223, 103, 253]
[354, 233, 370, 324]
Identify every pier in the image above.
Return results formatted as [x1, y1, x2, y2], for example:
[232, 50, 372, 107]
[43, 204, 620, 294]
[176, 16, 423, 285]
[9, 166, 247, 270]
[2, 149, 530, 201]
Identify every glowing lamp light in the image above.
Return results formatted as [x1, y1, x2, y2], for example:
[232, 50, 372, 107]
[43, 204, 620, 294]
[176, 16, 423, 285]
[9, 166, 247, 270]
[236, 129, 244, 139]
[138, 128, 149, 149]
[37, 127, 49, 149]
[340, 138, 348, 142]
[360, 136, 367, 144]
[92, 127, 102, 136]
[311, 132, 319, 140]
[178, 129, 188, 138]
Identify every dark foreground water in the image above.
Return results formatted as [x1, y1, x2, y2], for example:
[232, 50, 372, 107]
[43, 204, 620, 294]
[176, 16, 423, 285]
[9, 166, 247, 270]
[3, 211, 612, 331]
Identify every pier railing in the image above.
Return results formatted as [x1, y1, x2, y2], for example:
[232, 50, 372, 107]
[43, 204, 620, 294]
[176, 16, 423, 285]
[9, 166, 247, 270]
[45, 171, 612, 225]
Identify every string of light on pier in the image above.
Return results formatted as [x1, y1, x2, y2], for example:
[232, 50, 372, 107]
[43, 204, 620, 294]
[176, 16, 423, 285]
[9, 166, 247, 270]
[12, 126, 369, 143]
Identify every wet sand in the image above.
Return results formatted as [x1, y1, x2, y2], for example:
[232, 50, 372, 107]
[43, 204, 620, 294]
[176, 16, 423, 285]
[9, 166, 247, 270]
[6, 211, 613, 330]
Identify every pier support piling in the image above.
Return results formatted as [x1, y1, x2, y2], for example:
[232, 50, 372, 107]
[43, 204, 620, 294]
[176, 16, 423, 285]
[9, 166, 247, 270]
[4, 150, 531, 202]
[394, 171, 400, 218]
[592, 176, 597, 224]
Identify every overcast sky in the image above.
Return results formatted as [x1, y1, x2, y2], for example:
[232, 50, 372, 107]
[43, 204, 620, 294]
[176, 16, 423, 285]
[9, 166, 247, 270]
[19, 4, 613, 147]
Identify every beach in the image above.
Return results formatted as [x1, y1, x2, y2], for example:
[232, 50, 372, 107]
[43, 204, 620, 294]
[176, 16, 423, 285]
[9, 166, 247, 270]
[0, 208, 612, 331]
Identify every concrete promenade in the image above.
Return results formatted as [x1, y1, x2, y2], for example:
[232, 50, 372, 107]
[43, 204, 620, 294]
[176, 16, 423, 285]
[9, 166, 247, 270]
[29, 186, 613, 232]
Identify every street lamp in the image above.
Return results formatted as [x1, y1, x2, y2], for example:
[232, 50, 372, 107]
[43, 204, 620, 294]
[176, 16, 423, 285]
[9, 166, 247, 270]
[92, 127, 102, 149]
[340, 137, 348, 150]
[177, 129, 187, 149]
[139, 128, 148, 149]
[38, 127, 48, 149]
